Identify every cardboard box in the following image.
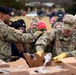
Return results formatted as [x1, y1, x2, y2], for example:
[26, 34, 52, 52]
[51, 61, 64, 66]
[7, 58, 29, 68]
[0, 68, 29, 75]
[23, 53, 44, 67]
[61, 57, 76, 64]
[0, 59, 10, 68]
[25, 66, 69, 75]
[0, 64, 69, 75]
[63, 63, 76, 75]
[61, 57, 76, 75]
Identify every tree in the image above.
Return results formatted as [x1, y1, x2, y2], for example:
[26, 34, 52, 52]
[0, 0, 26, 9]
[65, 2, 76, 15]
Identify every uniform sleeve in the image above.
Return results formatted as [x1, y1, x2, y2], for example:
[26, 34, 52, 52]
[0, 24, 35, 43]
[66, 30, 76, 57]
[66, 50, 76, 57]
[35, 29, 55, 52]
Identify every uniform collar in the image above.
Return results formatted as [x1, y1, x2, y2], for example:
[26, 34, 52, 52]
[0, 19, 5, 24]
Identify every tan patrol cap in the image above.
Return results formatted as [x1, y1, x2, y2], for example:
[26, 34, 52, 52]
[63, 14, 76, 30]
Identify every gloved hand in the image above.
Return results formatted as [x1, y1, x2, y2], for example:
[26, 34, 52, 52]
[53, 52, 66, 62]
[36, 51, 43, 57]
[33, 31, 43, 39]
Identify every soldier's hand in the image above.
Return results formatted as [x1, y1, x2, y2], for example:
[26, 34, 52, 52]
[36, 51, 43, 57]
[33, 31, 43, 39]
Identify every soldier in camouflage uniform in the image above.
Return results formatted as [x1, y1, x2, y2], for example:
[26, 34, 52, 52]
[0, 6, 42, 62]
[27, 21, 48, 54]
[26, 19, 39, 53]
[36, 14, 76, 62]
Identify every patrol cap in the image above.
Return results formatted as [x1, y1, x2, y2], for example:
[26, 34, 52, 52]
[62, 14, 76, 30]
[0, 6, 13, 14]
[17, 19, 26, 28]
[10, 21, 23, 29]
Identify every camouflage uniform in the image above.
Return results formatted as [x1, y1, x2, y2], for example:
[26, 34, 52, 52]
[0, 20, 41, 61]
[35, 14, 76, 57]
[26, 21, 51, 54]
[27, 29, 43, 54]
[26, 20, 41, 53]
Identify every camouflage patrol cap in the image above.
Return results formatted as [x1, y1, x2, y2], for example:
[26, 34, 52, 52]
[62, 14, 76, 30]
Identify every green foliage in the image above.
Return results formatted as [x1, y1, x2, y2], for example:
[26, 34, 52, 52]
[0, 0, 26, 9]
[65, 2, 76, 15]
